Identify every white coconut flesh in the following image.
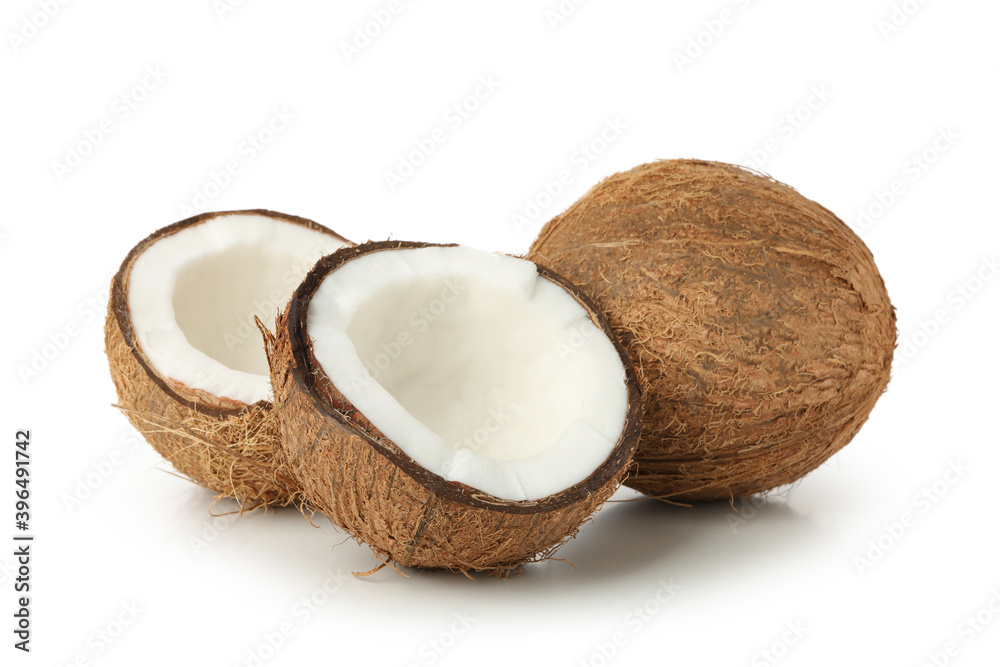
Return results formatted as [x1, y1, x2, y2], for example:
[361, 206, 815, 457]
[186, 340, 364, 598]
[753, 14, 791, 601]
[307, 245, 629, 501]
[128, 213, 348, 405]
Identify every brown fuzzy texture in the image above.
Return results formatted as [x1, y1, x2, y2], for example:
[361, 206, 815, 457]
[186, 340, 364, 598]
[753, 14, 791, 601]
[529, 160, 896, 502]
[104, 209, 351, 508]
[268, 241, 642, 574]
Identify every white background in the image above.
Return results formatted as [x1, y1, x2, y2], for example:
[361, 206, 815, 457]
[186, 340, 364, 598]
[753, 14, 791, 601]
[2, 1, 999, 665]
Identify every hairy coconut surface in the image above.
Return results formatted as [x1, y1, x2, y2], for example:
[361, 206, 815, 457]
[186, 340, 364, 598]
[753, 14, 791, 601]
[529, 160, 895, 502]
[105, 209, 351, 508]
[268, 241, 641, 573]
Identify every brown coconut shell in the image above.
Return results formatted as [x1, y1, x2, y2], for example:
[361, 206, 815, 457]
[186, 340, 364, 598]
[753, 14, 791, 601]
[267, 241, 642, 573]
[529, 159, 895, 502]
[105, 209, 352, 509]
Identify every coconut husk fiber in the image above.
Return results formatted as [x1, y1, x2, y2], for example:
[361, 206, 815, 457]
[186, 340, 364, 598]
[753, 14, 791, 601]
[267, 241, 642, 574]
[529, 159, 896, 502]
[105, 209, 351, 509]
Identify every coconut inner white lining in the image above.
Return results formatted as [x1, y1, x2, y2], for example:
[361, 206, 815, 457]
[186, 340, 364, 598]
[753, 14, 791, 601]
[308, 246, 628, 501]
[128, 213, 347, 405]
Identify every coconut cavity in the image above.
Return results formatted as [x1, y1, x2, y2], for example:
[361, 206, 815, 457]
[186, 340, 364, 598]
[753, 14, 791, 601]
[129, 212, 345, 405]
[270, 241, 641, 571]
[306, 245, 628, 501]
[106, 210, 351, 506]
[530, 160, 896, 502]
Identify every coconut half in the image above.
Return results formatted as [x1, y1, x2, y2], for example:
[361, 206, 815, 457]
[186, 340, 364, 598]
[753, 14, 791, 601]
[268, 241, 641, 573]
[530, 159, 896, 501]
[105, 210, 351, 507]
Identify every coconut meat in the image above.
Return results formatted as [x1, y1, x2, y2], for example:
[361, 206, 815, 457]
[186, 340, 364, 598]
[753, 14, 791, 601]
[308, 246, 629, 501]
[128, 213, 347, 405]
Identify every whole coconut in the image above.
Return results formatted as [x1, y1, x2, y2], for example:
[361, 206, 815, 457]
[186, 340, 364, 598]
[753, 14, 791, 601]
[529, 159, 895, 502]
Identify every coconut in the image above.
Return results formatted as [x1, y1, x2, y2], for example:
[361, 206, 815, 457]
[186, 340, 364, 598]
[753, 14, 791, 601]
[529, 159, 895, 502]
[267, 241, 641, 573]
[105, 209, 351, 508]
